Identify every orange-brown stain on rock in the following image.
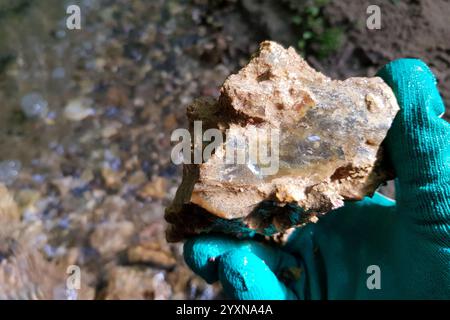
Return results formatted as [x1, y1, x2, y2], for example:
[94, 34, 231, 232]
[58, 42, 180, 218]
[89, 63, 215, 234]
[292, 90, 316, 118]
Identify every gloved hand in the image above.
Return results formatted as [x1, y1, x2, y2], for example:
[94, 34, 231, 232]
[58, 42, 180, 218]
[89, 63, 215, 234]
[183, 59, 450, 299]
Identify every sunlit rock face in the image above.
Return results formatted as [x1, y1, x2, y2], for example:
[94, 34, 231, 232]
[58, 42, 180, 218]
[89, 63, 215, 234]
[165, 41, 399, 242]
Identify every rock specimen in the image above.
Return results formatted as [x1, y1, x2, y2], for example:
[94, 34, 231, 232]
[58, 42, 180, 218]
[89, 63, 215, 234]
[165, 41, 399, 242]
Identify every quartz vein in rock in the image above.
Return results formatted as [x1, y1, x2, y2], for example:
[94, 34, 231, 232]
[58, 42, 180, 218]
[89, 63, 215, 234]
[165, 41, 399, 242]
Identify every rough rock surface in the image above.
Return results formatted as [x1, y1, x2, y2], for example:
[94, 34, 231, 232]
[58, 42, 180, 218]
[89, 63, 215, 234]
[165, 41, 399, 242]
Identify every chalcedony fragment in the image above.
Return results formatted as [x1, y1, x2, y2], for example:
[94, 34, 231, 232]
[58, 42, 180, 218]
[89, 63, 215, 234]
[165, 41, 399, 242]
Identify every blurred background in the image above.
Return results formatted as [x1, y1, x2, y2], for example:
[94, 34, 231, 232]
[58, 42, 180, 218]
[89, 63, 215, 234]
[0, 0, 448, 299]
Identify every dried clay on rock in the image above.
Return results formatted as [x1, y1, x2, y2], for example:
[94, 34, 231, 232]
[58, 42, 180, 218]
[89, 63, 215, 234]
[165, 41, 399, 242]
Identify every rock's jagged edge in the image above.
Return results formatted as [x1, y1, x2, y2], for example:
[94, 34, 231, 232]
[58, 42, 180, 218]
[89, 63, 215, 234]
[165, 41, 399, 243]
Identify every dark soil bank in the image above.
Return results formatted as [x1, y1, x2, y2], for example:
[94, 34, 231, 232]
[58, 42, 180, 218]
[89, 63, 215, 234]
[238, 0, 450, 118]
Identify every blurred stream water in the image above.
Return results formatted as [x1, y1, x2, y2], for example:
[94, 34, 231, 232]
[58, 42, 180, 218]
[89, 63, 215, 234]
[0, 0, 238, 299]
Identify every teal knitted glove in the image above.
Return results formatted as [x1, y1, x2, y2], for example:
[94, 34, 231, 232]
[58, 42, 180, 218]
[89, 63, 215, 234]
[184, 59, 450, 299]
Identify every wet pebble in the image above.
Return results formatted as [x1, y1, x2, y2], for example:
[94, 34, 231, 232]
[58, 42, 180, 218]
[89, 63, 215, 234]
[20, 92, 49, 119]
[127, 243, 177, 269]
[89, 221, 135, 258]
[64, 98, 95, 121]
[51, 67, 65, 79]
[0, 160, 21, 185]
[137, 177, 167, 200]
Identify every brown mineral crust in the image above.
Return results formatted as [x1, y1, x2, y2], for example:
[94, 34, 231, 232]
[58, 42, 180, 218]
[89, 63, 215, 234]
[165, 41, 399, 242]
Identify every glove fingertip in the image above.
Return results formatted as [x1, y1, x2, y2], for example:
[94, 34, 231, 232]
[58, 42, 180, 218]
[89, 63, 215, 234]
[183, 234, 240, 283]
[218, 250, 297, 300]
[377, 58, 445, 117]
[377, 58, 435, 85]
